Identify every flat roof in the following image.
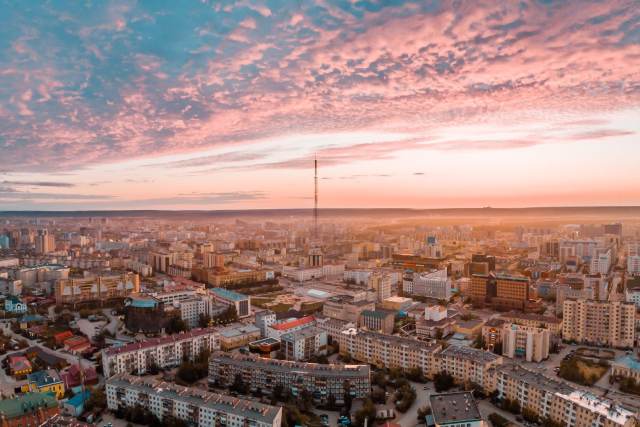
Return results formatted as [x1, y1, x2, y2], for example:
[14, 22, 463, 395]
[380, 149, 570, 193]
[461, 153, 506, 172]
[429, 392, 481, 424]
[209, 351, 369, 378]
[439, 345, 500, 363]
[210, 287, 248, 302]
[107, 374, 281, 423]
[103, 328, 217, 356]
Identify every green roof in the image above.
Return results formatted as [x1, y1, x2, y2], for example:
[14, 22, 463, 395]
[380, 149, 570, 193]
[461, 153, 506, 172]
[0, 392, 58, 419]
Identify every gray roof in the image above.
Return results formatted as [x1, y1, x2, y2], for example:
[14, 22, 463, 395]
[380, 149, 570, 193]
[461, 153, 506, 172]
[429, 392, 482, 424]
[439, 345, 500, 363]
[106, 374, 281, 423]
[494, 363, 574, 395]
[209, 351, 369, 379]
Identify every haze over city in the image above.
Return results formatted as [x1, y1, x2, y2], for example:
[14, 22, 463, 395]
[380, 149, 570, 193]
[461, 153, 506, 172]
[1, 1, 639, 210]
[2, 3, 640, 427]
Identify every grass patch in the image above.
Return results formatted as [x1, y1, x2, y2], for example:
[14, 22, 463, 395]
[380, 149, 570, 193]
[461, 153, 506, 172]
[559, 356, 609, 386]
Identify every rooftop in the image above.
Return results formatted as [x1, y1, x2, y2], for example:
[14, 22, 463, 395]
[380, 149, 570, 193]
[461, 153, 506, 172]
[209, 351, 370, 378]
[28, 369, 62, 387]
[210, 287, 249, 302]
[271, 315, 315, 331]
[219, 324, 260, 338]
[495, 363, 573, 395]
[103, 327, 217, 356]
[281, 326, 324, 341]
[561, 390, 635, 425]
[0, 392, 58, 419]
[613, 354, 640, 372]
[107, 374, 281, 423]
[439, 345, 501, 363]
[429, 392, 482, 424]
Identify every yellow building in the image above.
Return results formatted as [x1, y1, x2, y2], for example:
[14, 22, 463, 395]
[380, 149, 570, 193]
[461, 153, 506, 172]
[21, 369, 65, 399]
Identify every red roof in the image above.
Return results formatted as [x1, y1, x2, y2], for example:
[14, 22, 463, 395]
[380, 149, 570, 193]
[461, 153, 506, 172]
[54, 330, 74, 343]
[271, 315, 315, 331]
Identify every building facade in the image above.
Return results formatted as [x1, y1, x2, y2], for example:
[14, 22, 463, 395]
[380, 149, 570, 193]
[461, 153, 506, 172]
[208, 352, 370, 405]
[102, 328, 219, 377]
[562, 300, 635, 348]
[106, 374, 282, 427]
[54, 272, 140, 305]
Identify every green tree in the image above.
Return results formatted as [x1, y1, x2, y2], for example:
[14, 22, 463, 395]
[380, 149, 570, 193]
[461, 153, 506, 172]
[434, 371, 454, 392]
[354, 399, 376, 427]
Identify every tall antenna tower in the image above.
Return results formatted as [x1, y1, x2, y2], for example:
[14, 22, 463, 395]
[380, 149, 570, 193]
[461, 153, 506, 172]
[314, 155, 318, 239]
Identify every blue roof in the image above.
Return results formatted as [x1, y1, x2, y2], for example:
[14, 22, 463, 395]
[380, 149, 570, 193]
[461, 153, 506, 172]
[128, 297, 158, 308]
[67, 390, 90, 407]
[615, 355, 640, 371]
[210, 287, 248, 301]
[20, 314, 45, 323]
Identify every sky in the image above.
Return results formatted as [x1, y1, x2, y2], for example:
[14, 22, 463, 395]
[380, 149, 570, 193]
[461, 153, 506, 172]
[0, 0, 639, 210]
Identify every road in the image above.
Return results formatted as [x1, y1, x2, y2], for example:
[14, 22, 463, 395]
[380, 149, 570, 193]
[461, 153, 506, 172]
[392, 381, 433, 427]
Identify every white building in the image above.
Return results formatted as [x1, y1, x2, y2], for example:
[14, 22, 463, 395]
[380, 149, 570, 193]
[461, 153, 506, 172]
[368, 272, 393, 302]
[106, 374, 282, 427]
[344, 269, 371, 285]
[590, 249, 611, 275]
[628, 255, 640, 275]
[266, 315, 316, 340]
[281, 326, 327, 361]
[411, 269, 451, 300]
[501, 323, 550, 363]
[255, 310, 276, 337]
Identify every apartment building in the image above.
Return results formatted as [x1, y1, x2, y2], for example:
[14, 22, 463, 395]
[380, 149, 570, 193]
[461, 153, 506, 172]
[501, 323, 550, 363]
[338, 329, 442, 376]
[281, 326, 327, 361]
[562, 299, 635, 348]
[489, 364, 636, 427]
[102, 328, 219, 378]
[436, 345, 503, 389]
[208, 352, 370, 405]
[106, 374, 282, 427]
[54, 272, 140, 304]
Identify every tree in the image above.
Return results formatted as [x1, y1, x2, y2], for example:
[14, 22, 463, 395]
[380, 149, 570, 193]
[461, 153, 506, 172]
[84, 387, 107, 411]
[433, 371, 454, 392]
[488, 413, 509, 427]
[473, 334, 486, 349]
[406, 367, 427, 383]
[354, 399, 376, 427]
[394, 383, 416, 413]
[522, 407, 539, 423]
[166, 316, 188, 334]
[198, 313, 211, 328]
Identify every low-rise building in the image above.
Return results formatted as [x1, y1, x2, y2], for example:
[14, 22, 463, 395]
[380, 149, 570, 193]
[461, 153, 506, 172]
[21, 369, 65, 399]
[0, 392, 59, 427]
[428, 391, 484, 427]
[266, 315, 315, 340]
[102, 328, 219, 378]
[218, 324, 262, 350]
[106, 373, 282, 427]
[208, 352, 370, 405]
[611, 354, 640, 382]
[498, 311, 563, 336]
[8, 354, 32, 378]
[322, 294, 375, 323]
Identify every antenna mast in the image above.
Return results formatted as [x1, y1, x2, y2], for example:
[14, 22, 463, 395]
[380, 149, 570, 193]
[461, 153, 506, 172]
[314, 155, 318, 239]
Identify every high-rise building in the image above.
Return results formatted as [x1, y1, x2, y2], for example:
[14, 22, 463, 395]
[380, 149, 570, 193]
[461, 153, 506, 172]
[562, 299, 635, 348]
[368, 272, 392, 301]
[501, 323, 550, 362]
[35, 229, 55, 254]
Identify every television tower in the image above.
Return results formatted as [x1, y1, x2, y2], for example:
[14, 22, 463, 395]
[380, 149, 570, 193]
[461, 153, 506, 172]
[314, 155, 319, 239]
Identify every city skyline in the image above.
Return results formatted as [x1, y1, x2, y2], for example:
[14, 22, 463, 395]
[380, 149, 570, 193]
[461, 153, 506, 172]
[1, 1, 639, 210]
